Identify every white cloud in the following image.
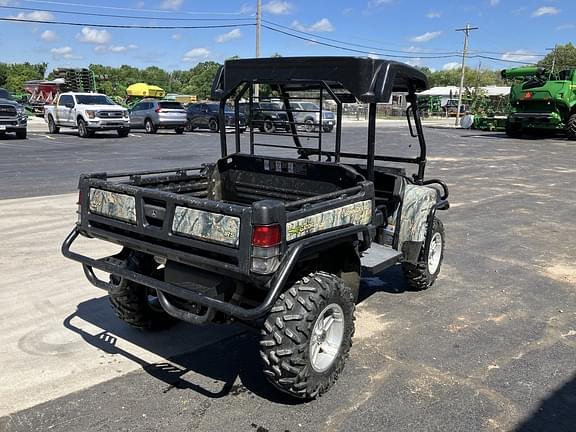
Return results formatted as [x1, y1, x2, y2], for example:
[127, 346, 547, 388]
[9, 11, 54, 21]
[160, 0, 183, 10]
[557, 24, 576, 31]
[406, 58, 422, 67]
[291, 18, 334, 33]
[532, 6, 560, 17]
[405, 46, 424, 53]
[77, 27, 111, 44]
[50, 46, 81, 59]
[183, 47, 210, 61]
[489, 0, 500, 6]
[426, 11, 441, 18]
[262, 0, 293, 15]
[216, 28, 242, 43]
[368, 52, 380, 59]
[239, 3, 253, 14]
[41, 29, 57, 42]
[410, 31, 442, 43]
[172, 33, 182, 40]
[501, 50, 539, 62]
[442, 62, 460, 71]
[95, 44, 138, 53]
[368, 0, 393, 7]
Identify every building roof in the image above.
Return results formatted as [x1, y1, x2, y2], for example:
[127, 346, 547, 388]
[418, 85, 510, 97]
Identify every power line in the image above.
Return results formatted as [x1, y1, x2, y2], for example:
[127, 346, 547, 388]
[20, 0, 244, 15]
[0, 17, 255, 29]
[263, 19, 462, 55]
[262, 24, 460, 59]
[474, 55, 538, 65]
[0, 5, 254, 21]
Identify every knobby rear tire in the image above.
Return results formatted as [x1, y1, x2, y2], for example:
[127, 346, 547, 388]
[259, 271, 355, 399]
[108, 251, 177, 330]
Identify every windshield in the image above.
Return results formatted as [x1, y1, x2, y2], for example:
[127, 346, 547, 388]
[75, 95, 115, 105]
[207, 104, 233, 113]
[299, 102, 320, 111]
[158, 101, 184, 109]
[260, 102, 283, 110]
[0, 89, 12, 100]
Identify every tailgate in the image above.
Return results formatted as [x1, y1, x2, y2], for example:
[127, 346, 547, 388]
[78, 170, 252, 274]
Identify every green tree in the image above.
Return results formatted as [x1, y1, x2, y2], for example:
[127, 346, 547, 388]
[537, 42, 576, 72]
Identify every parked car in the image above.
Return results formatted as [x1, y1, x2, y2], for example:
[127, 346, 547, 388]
[0, 88, 27, 139]
[290, 101, 335, 133]
[238, 101, 289, 133]
[129, 100, 187, 134]
[185, 102, 246, 132]
[44, 92, 130, 138]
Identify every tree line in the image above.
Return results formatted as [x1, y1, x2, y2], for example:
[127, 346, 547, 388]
[0, 43, 574, 99]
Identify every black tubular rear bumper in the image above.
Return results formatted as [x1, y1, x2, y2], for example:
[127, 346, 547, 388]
[62, 227, 303, 321]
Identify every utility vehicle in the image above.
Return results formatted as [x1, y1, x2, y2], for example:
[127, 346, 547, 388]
[502, 66, 576, 138]
[0, 88, 28, 139]
[45, 92, 130, 138]
[62, 57, 449, 399]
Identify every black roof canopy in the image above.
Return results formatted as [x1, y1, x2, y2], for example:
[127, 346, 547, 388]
[211, 56, 429, 103]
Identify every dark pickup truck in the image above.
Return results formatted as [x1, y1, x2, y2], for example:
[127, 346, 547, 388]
[63, 57, 449, 400]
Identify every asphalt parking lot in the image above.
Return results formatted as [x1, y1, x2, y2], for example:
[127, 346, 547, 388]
[1, 122, 575, 431]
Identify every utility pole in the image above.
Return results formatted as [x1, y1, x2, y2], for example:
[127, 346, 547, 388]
[254, 0, 262, 99]
[455, 24, 478, 127]
[546, 44, 558, 78]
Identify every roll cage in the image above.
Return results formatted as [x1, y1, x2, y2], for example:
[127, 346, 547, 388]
[211, 56, 430, 182]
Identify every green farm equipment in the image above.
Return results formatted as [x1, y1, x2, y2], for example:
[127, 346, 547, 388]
[502, 66, 576, 138]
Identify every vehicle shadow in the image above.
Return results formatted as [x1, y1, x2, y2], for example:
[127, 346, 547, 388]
[64, 296, 300, 404]
[358, 265, 408, 302]
[514, 372, 576, 432]
[63, 268, 404, 403]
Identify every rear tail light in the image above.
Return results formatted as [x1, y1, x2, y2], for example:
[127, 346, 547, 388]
[251, 224, 282, 274]
[155, 107, 163, 113]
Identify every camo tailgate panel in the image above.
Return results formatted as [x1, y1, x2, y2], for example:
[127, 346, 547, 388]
[89, 188, 136, 224]
[286, 200, 372, 241]
[172, 206, 240, 246]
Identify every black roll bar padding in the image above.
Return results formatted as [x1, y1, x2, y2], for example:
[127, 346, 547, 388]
[234, 83, 250, 154]
[406, 107, 417, 138]
[62, 227, 305, 321]
[248, 84, 255, 155]
[366, 102, 377, 181]
[219, 99, 228, 157]
[278, 84, 304, 154]
[407, 88, 427, 182]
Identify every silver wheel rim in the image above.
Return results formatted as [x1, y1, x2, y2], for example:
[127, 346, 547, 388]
[427, 232, 443, 274]
[146, 121, 152, 132]
[309, 303, 345, 373]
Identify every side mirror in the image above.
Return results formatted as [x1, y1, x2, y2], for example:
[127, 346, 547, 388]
[65, 103, 74, 109]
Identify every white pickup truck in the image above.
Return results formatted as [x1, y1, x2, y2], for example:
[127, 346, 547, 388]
[44, 92, 130, 138]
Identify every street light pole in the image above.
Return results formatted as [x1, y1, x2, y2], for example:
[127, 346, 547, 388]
[455, 24, 478, 127]
[254, 0, 262, 99]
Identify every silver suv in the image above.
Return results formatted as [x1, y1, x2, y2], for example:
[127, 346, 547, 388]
[129, 100, 187, 134]
[290, 101, 335, 133]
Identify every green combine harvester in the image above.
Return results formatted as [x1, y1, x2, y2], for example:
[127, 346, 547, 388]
[502, 66, 576, 138]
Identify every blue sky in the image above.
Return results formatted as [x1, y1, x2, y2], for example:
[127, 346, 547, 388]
[0, 0, 573, 73]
